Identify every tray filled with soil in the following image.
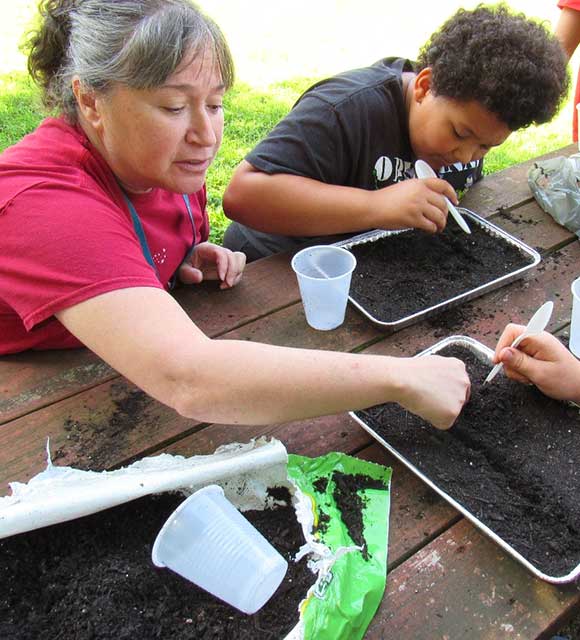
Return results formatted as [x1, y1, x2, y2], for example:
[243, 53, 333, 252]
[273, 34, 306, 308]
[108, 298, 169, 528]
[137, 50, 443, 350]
[350, 335, 580, 583]
[336, 209, 540, 331]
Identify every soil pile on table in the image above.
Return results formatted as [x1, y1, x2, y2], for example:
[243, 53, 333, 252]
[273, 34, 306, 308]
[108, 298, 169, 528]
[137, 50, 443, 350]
[349, 220, 532, 322]
[0, 489, 315, 639]
[357, 344, 580, 577]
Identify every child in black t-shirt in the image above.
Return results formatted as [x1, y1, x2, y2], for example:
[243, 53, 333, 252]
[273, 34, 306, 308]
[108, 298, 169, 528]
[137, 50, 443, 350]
[223, 5, 568, 261]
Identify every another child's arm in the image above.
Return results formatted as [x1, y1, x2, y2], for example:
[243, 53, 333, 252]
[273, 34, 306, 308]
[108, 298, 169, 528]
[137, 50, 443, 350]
[555, 6, 580, 60]
[492, 324, 580, 402]
[223, 160, 458, 236]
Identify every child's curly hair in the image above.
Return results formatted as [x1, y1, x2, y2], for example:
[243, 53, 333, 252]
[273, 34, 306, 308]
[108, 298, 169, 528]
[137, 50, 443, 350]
[416, 4, 569, 130]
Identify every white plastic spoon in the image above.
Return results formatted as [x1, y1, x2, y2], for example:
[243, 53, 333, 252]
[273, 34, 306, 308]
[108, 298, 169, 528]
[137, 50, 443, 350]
[484, 300, 554, 384]
[414, 159, 472, 234]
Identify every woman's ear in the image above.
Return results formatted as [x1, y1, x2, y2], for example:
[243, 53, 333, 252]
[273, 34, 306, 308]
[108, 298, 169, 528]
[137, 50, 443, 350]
[72, 77, 102, 128]
[413, 67, 433, 104]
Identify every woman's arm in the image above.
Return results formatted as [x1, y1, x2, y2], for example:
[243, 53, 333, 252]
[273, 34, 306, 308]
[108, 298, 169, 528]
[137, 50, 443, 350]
[223, 161, 458, 236]
[56, 286, 470, 429]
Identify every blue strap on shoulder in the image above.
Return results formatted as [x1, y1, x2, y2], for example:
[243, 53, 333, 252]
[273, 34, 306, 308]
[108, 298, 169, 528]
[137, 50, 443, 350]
[121, 192, 195, 283]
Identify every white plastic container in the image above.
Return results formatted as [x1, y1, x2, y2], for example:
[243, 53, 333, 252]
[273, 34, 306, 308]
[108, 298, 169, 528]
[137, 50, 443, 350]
[151, 484, 288, 614]
[570, 276, 580, 358]
[291, 245, 357, 330]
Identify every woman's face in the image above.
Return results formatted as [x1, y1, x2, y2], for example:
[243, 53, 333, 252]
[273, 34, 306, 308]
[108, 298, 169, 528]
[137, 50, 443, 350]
[87, 51, 225, 194]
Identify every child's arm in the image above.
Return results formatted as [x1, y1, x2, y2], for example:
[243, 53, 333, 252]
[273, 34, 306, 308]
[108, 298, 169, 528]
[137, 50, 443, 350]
[555, 6, 580, 60]
[223, 160, 458, 236]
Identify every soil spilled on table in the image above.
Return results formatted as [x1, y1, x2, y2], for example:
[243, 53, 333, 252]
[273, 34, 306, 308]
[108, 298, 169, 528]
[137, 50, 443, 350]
[348, 219, 532, 323]
[52, 383, 158, 470]
[0, 489, 314, 639]
[357, 343, 580, 577]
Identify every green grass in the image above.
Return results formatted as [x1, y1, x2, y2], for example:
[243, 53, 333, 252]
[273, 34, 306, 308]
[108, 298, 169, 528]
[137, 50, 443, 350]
[0, 0, 576, 244]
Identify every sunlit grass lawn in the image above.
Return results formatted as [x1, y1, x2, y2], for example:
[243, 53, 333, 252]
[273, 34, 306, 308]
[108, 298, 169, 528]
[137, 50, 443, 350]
[0, 0, 576, 243]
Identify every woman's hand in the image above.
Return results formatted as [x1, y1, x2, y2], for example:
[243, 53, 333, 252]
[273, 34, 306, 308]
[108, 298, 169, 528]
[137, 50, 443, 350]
[177, 242, 246, 289]
[397, 355, 471, 430]
[493, 324, 580, 402]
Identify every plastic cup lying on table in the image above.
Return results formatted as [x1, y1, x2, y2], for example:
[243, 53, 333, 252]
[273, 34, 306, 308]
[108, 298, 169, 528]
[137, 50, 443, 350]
[570, 277, 580, 358]
[291, 245, 357, 330]
[151, 485, 288, 614]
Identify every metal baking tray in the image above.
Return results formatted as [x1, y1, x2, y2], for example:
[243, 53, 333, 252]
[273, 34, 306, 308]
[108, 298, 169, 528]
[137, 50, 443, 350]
[350, 335, 580, 584]
[335, 209, 541, 331]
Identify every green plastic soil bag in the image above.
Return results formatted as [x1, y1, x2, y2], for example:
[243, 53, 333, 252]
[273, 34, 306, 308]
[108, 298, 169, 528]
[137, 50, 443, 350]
[287, 452, 391, 640]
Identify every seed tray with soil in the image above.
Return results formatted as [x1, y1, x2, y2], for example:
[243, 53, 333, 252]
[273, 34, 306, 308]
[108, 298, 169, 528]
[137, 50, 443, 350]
[337, 210, 539, 330]
[351, 336, 580, 582]
[0, 489, 315, 640]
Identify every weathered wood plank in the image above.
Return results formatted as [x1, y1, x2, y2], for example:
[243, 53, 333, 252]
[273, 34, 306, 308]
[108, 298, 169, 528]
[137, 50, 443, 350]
[0, 350, 115, 425]
[488, 201, 575, 255]
[0, 380, 202, 493]
[366, 519, 580, 640]
[461, 144, 577, 217]
[223, 303, 381, 350]
[173, 251, 300, 332]
[162, 413, 371, 459]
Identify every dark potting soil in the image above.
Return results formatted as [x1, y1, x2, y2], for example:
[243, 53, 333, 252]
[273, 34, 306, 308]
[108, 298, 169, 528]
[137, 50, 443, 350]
[314, 472, 387, 561]
[348, 218, 532, 323]
[357, 344, 580, 577]
[0, 489, 315, 640]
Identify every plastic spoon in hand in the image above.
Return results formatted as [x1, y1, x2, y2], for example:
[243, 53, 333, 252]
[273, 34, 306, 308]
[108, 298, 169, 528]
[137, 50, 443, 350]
[484, 300, 554, 384]
[414, 159, 472, 234]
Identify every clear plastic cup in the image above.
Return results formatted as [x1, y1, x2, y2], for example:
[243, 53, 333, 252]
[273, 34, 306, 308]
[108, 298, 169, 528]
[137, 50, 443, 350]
[291, 245, 357, 330]
[570, 277, 580, 357]
[151, 485, 288, 614]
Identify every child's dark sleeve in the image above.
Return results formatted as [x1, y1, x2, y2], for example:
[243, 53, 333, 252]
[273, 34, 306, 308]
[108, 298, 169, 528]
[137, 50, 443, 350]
[245, 95, 349, 185]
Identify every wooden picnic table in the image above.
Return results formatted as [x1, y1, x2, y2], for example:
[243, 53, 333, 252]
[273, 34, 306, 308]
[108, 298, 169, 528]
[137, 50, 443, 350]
[2, 144, 580, 638]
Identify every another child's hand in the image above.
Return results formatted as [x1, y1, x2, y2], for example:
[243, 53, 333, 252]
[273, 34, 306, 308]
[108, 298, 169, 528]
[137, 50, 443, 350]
[178, 242, 246, 289]
[371, 178, 458, 233]
[493, 324, 580, 402]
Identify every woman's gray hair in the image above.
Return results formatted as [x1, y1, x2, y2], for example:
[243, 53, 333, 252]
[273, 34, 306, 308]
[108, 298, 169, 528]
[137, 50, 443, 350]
[27, 0, 234, 122]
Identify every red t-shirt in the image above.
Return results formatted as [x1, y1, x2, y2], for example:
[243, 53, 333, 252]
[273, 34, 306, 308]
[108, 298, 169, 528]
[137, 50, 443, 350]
[559, 0, 580, 142]
[0, 118, 209, 354]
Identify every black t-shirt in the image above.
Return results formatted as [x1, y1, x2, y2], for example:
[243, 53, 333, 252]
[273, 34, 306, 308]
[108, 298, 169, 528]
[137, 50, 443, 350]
[246, 57, 482, 191]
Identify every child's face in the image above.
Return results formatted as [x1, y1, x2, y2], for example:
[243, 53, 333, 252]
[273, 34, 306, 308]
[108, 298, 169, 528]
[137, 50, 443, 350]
[408, 69, 511, 170]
